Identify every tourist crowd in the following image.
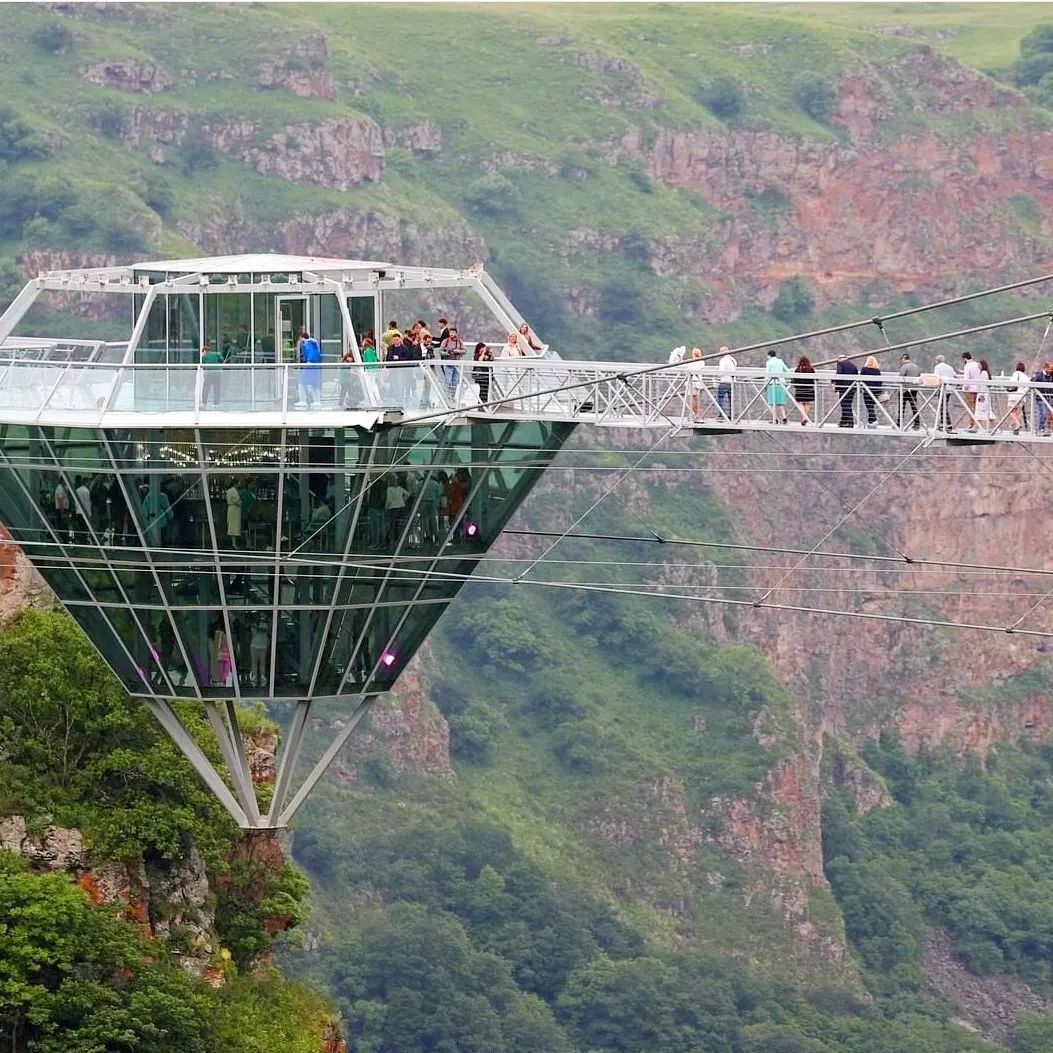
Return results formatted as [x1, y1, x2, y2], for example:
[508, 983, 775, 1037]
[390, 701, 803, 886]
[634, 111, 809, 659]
[197, 314, 546, 409]
[671, 344, 1053, 434]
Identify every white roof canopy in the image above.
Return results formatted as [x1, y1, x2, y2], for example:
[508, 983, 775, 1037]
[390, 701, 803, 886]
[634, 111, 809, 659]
[131, 253, 394, 275]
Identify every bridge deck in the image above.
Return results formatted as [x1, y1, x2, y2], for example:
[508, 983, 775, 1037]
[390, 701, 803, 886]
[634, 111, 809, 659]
[1, 352, 1051, 445]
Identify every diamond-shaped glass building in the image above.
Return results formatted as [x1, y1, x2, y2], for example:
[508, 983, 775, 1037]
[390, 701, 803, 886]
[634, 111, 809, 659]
[0, 255, 574, 826]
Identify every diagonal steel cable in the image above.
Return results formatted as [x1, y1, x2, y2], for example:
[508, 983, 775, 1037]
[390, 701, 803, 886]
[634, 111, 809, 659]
[513, 424, 682, 582]
[751, 435, 932, 606]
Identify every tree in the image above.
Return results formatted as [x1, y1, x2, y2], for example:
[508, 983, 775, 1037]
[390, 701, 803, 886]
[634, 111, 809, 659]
[31, 22, 73, 55]
[1015, 51, 1053, 86]
[793, 73, 837, 123]
[449, 699, 506, 765]
[771, 276, 816, 323]
[1020, 24, 1053, 57]
[0, 854, 213, 1052]
[0, 608, 235, 862]
[464, 174, 521, 218]
[0, 106, 50, 164]
[698, 76, 745, 119]
[1014, 1013, 1053, 1052]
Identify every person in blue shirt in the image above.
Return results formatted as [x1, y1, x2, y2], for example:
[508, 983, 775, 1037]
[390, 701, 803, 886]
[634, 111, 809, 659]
[298, 332, 322, 408]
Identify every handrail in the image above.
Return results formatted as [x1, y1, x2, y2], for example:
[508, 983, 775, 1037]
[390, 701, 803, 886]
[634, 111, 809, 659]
[1, 357, 1053, 443]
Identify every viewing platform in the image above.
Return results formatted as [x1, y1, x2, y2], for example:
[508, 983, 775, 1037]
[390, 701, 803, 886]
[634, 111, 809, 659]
[0, 253, 1048, 828]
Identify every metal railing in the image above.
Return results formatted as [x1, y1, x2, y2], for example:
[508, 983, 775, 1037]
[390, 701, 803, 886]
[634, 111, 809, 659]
[1, 356, 1053, 441]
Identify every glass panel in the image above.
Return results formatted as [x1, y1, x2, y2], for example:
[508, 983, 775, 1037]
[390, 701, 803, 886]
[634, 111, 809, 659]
[130, 296, 168, 365]
[66, 606, 141, 691]
[141, 610, 196, 697]
[154, 560, 221, 608]
[277, 297, 307, 364]
[204, 292, 252, 363]
[272, 605, 324, 697]
[316, 293, 342, 363]
[167, 292, 201, 365]
[215, 558, 275, 607]
[348, 296, 375, 346]
[252, 294, 276, 364]
[172, 609, 232, 693]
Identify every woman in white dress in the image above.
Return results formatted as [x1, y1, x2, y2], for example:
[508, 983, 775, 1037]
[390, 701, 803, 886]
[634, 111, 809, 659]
[496, 332, 525, 406]
[1008, 359, 1030, 434]
[972, 358, 995, 431]
[688, 346, 706, 421]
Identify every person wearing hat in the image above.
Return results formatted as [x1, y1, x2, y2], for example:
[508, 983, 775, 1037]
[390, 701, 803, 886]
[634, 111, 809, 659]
[898, 353, 921, 429]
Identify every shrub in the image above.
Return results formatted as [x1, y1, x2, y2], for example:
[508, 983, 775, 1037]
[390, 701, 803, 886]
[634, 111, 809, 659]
[448, 700, 506, 765]
[431, 678, 470, 717]
[142, 171, 174, 215]
[100, 215, 147, 254]
[31, 22, 73, 55]
[1015, 51, 1053, 86]
[0, 105, 50, 164]
[361, 748, 397, 789]
[792, 73, 836, 123]
[771, 275, 815, 323]
[1030, 70, 1053, 110]
[86, 98, 128, 139]
[697, 76, 745, 119]
[1020, 23, 1053, 57]
[448, 599, 540, 674]
[0, 172, 75, 237]
[179, 128, 219, 174]
[464, 173, 521, 218]
[0, 257, 25, 311]
[525, 682, 589, 729]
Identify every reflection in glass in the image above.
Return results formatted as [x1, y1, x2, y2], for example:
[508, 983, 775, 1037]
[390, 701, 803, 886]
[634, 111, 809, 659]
[0, 420, 574, 702]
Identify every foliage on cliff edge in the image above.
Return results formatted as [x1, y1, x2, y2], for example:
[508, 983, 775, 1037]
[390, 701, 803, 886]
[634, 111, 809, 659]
[0, 608, 327, 1053]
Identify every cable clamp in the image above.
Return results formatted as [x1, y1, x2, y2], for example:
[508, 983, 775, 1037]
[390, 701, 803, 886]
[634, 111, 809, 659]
[872, 317, 885, 330]
[1005, 626, 1015, 634]
[902, 555, 915, 564]
[651, 530, 666, 544]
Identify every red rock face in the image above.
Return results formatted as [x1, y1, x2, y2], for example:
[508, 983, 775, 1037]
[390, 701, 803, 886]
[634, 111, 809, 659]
[339, 659, 454, 782]
[79, 59, 171, 94]
[0, 526, 49, 625]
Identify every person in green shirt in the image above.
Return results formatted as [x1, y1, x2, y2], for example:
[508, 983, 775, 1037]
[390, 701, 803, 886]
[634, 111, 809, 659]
[200, 340, 223, 407]
[381, 320, 401, 355]
[339, 336, 381, 406]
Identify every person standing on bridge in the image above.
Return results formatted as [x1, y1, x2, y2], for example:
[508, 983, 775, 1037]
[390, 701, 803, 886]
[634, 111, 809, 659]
[689, 347, 706, 422]
[1008, 360, 1030, 434]
[898, 353, 921, 428]
[764, 349, 790, 424]
[972, 359, 995, 433]
[961, 352, 981, 429]
[716, 346, 736, 420]
[834, 355, 858, 428]
[1032, 361, 1053, 435]
[473, 342, 494, 404]
[200, 340, 223, 407]
[933, 354, 955, 431]
[860, 356, 883, 427]
[793, 356, 816, 426]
